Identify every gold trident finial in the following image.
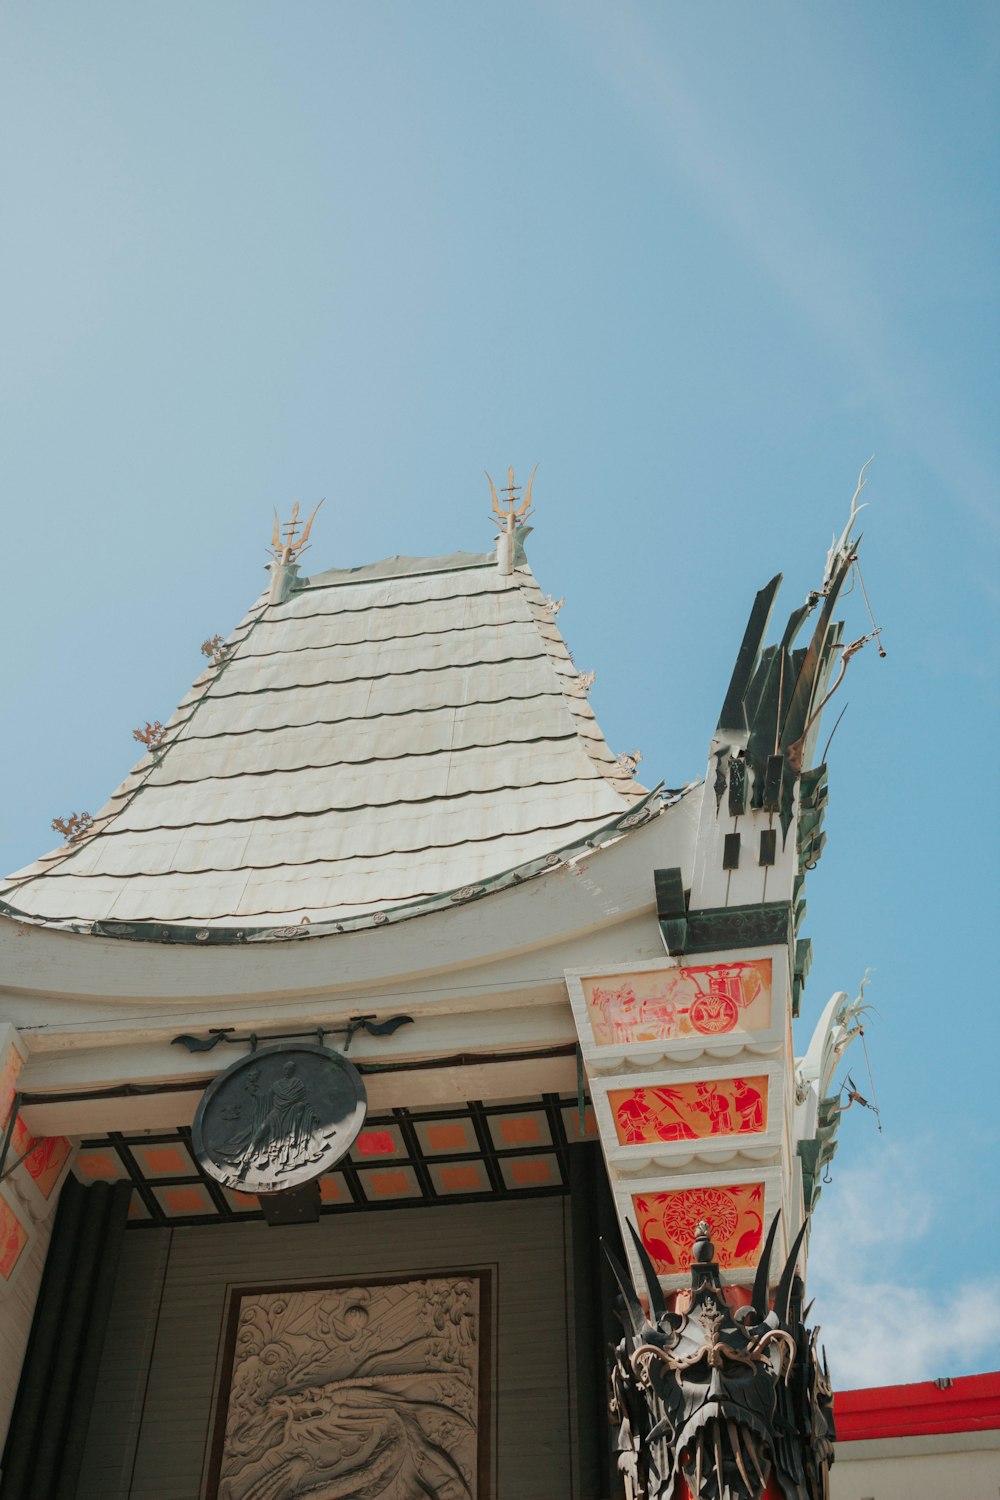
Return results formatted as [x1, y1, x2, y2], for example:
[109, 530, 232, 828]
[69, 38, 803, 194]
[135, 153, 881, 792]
[486, 464, 537, 534]
[268, 499, 324, 564]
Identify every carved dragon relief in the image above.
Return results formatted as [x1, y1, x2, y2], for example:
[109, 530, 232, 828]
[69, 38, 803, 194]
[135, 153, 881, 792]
[211, 1276, 483, 1500]
[607, 1214, 834, 1500]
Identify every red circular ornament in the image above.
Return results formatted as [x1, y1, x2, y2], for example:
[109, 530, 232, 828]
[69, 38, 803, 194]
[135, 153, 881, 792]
[689, 992, 739, 1033]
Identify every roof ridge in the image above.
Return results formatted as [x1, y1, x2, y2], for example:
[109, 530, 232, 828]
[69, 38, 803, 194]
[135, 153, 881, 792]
[302, 550, 495, 590]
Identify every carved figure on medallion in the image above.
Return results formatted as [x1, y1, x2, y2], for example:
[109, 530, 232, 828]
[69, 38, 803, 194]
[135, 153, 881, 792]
[584, 960, 771, 1045]
[193, 1044, 368, 1196]
[208, 1275, 486, 1500]
[216, 1062, 324, 1181]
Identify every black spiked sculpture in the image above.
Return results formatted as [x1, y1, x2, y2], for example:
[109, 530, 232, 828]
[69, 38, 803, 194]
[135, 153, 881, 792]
[607, 1213, 835, 1500]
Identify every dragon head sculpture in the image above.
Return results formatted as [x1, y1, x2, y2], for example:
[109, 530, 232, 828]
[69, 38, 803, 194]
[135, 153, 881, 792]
[607, 1213, 834, 1500]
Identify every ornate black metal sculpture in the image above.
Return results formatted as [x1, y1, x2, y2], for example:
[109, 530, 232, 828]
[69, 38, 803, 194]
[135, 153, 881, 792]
[607, 1213, 834, 1500]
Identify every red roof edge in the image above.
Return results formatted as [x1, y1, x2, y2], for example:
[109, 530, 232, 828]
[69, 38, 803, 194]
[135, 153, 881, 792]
[834, 1371, 1000, 1441]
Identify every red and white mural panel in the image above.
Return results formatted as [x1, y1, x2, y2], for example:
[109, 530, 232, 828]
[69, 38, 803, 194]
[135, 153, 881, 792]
[566, 951, 794, 1291]
[582, 959, 772, 1045]
[0, 1025, 74, 1284]
[608, 1075, 768, 1145]
[632, 1181, 766, 1274]
[0, 1197, 27, 1282]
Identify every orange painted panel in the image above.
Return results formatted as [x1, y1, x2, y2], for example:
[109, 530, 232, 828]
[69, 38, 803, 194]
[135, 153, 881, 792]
[229, 1188, 260, 1210]
[1, 1041, 71, 1199]
[0, 1197, 28, 1280]
[509, 1158, 551, 1186]
[583, 960, 772, 1044]
[138, 1146, 188, 1176]
[633, 1182, 765, 1272]
[425, 1123, 470, 1151]
[609, 1077, 768, 1145]
[439, 1165, 481, 1191]
[75, 1151, 121, 1180]
[498, 1116, 541, 1145]
[369, 1170, 411, 1197]
[23, 1136, 72, 1197]
[163, 1186, 209, 1214]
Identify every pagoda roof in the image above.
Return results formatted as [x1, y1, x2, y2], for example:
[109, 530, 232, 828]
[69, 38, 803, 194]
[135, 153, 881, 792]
[2, 547, 661, 938]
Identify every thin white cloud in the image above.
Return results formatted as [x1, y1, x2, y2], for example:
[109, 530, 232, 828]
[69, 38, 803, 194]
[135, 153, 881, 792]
[807, 1145, 1000, 1388]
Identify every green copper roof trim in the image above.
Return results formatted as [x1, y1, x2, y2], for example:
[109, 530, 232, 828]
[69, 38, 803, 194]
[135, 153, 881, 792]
[716, 575, 782, 735]
[792, 937, 813, 1018]
[797, 1137, 821, 1212]
[658, 898, 793, 958]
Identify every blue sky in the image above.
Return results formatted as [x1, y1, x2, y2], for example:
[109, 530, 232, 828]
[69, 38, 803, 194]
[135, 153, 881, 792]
[1, 2, 997, 1385]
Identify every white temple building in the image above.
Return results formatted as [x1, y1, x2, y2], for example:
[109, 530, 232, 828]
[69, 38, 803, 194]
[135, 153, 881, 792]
[0, 474, 881, 1499]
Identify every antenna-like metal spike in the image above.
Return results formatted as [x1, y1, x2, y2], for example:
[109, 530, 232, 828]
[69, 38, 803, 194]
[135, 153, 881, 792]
[603, 1240, 646, 1338]
[519, 462, 538, 518]
[485, 470, 502, 521]
[296, 498, 324, 551]
[627, 1220, 667, 1321]
[750, 1210, 782, 1320]
[776, 1220, 810, 1325]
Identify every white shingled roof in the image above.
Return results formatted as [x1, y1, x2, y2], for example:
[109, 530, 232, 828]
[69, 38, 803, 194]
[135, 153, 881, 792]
[2, 548, 655, 934]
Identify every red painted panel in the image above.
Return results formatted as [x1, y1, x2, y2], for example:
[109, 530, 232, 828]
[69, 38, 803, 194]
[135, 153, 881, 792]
[834, 1371, 1000, 1439]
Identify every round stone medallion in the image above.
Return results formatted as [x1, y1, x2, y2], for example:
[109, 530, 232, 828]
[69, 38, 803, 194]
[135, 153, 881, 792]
[192, 1043, 367, 1195]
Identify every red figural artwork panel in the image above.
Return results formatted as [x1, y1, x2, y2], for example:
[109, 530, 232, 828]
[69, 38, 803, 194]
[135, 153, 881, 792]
[583, 959, 772, 1044]
[1, 1037, 72, 1205]
[633, 1182, 766, 1273]
[0, 1197, 27, 1281]
[609, 1077, 768, 1145]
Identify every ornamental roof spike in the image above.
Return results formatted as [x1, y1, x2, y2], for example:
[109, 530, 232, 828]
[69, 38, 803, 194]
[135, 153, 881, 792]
[267, 498, 324, 604]
[486, 464, 537, 573]
[268, 498, 325, 565]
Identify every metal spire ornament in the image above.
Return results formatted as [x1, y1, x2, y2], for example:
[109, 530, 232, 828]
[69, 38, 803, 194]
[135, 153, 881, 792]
[267, 499, 324, 604]
[486, 464, 536, 574]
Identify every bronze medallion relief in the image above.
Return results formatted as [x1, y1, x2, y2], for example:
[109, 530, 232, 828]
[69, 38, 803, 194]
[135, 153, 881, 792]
[193, 1043, 367, 1194]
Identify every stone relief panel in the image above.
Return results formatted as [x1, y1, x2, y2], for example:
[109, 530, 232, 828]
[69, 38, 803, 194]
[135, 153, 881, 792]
[207, 1273, 489, 1500]
[582, 958, 772, 1045]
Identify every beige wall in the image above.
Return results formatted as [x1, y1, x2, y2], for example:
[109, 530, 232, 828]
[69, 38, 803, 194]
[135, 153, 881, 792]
[831, 1431, 1000, 1500]
[77, 1195, 580, 1500]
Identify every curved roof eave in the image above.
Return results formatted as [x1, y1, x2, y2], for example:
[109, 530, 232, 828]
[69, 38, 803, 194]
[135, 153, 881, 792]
[0, 784, 697, 945]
